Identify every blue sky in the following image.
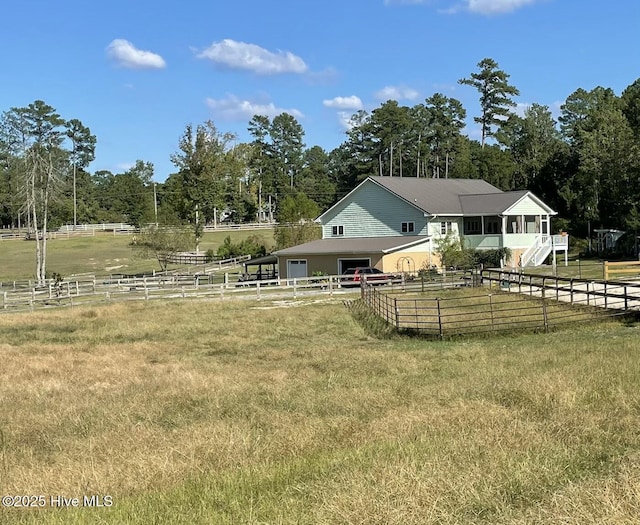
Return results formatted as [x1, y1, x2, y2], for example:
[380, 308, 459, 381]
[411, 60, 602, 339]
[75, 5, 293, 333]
[2, 0, 638, 181]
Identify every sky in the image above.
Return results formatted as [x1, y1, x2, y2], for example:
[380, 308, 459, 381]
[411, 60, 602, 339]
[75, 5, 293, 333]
[2, 0, 639, 181]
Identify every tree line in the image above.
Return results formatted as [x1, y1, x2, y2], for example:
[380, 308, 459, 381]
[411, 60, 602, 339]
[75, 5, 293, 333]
[2, 58, 640, 279]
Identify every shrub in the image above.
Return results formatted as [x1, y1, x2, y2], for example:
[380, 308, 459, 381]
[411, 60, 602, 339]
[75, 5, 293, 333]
[216, 235, 269, 259]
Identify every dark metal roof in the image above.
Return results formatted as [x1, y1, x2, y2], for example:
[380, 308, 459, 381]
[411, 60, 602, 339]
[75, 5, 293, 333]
[273, 236, 430, 256]
[371, 177, 501, 215]
[243, 254, 277, 267]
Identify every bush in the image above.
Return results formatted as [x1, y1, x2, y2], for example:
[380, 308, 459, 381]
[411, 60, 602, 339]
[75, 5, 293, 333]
[434, 234, 513, 270]
[471, 248, 512, 268]
[216, 235, 269, 259]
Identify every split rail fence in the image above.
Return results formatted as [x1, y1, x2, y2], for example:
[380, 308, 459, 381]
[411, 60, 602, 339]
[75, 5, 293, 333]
[0, 274, 359, 314]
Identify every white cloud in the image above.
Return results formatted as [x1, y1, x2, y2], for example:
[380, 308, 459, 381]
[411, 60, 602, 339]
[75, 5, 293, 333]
[206, 94, 303, 120]
[196, 39, 308, 75]
[337, 112, 359, 131]
[443, 0, 541, 15]
[106, 39, 166, 69]
[323, 96, 363, 110]
[375, 85, 420, 101]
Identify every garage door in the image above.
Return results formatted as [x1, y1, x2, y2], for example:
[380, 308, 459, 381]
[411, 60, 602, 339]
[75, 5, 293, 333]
[287, 259, 308, 279]
[339, 258, 370, 274]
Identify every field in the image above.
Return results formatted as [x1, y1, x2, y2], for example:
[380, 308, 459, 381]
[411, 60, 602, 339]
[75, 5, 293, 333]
[1, 297, 640, 524]
[0, 230, 275, 282]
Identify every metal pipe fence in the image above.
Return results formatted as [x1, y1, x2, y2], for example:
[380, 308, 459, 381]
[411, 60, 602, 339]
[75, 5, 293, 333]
[360, 270, 636, 338]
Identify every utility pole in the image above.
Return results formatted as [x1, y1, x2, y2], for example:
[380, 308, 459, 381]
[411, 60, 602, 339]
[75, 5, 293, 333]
[153, 183, 158, 226]
[258, 181, 262, 223]
[72, 161, 77, 230]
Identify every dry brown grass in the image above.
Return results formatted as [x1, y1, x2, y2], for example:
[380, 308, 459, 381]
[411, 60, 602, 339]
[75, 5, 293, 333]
[1, 299, 640, 523]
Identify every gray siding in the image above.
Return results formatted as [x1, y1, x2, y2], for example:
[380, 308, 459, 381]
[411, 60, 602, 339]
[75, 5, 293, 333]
[322, 181, 428, 238]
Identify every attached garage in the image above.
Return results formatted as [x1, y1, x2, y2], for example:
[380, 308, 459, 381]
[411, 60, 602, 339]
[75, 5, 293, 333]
[286, 259, 308, 279]
[273, 236, 432, 279]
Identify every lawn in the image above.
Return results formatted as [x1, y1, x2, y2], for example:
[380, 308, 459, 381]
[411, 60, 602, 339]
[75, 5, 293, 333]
[0, 229, 275, 282]
[1, 298, 640, 523]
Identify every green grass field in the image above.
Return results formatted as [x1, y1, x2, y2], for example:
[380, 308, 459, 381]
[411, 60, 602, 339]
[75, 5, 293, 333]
[1, 298, 640, 523]
[0, 230, 275, 282]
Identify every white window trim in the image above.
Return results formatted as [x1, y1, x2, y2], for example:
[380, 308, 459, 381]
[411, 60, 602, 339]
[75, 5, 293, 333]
[440, 221, 453, 235]
[331, 225, 344, 236]
[401, 221, 415, 234]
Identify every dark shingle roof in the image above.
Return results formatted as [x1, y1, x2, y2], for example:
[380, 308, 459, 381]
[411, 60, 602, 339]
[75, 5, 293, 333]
[273, 236, 429, 256]
[459, 191, 529, 214]
[371, 177, 501, 215]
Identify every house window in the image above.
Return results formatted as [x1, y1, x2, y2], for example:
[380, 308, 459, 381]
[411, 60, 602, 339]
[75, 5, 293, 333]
[440, 221, 453, 235]
[331, 225, 344, 236]
[525, 215, 538, 234]
[401, 221, 415, 233]
[463, 217, 482, 235]
[484, 216, 501, 234]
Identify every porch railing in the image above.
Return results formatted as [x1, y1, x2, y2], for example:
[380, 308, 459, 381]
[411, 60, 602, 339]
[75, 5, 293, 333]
[520, 234, 569, 267]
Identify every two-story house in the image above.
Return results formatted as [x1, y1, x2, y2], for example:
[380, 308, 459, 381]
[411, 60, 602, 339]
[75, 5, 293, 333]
[273, 176, 568, 279]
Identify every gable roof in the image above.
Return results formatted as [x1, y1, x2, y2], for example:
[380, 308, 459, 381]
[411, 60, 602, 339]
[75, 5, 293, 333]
[371, 176, 501, 215]
[318, 177, 556, 221]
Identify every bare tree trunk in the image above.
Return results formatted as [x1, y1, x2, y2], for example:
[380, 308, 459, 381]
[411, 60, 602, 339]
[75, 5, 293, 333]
[29, 170, 42, 283]
[41, 164, 51, 283]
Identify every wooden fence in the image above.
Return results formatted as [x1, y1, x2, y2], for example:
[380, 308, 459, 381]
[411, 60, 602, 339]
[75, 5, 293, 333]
[604, 260, 640, 281]
[0, 270, 474, 314]
[0, 273, 363, 314]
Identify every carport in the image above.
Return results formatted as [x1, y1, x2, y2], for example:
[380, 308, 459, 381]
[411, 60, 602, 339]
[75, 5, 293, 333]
[242, 254, 278, 281]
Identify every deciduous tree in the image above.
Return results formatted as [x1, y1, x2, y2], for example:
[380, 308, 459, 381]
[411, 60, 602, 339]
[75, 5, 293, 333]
[0, 100, 72, 283]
